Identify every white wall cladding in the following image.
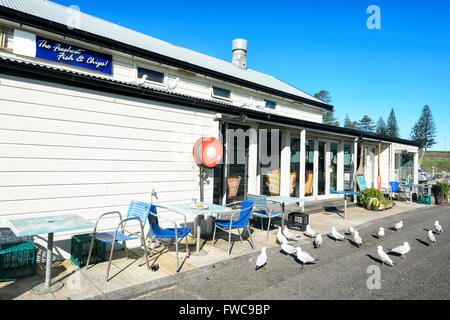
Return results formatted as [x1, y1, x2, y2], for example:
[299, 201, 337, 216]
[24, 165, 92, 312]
[0, 74, 218, 254]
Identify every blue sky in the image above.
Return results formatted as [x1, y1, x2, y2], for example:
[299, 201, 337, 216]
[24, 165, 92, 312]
[53, 0, 449, 150]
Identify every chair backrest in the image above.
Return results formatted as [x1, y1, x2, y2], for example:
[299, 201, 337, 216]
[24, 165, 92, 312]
[126, 201, 152, 225]
[305, 171, 313, 194]
[389, 182, 399, 192]
[246, 193, 268, 210]
[232, 200, 254, 227]
[148, 204, 163, 236]
[356, 175, 367, 191]
[227, 176, 242, 199]
[266, 172, 280, 195]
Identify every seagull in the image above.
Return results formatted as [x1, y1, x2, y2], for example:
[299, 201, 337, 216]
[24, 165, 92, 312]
[296, 247, 319, 269]
[435, 221, 443, 233]
[168, 77, 180, 90]
[305, 225, 318, 238]
[348, 226, 356, 235]
[255, 247, 267, 270]
[283, 226, 300, 241]
[130, 74, 148, 87]
[377, 246, 394, 267]
[281, 241, 297, 258]
[331, 227, 346, 241]
[353, 231, 362, 247]
[428, 230, 437, 246]
[392, 221, 403, 232]
[389, 242, 411, 260]
[314, 233, 322, 248]
[277, 226, 288, 244]
[377, 227, 385, 241]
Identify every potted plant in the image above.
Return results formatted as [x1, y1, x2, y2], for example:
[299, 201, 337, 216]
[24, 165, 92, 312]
[360, 188, 383, 211]
[432, 182, 449, 205]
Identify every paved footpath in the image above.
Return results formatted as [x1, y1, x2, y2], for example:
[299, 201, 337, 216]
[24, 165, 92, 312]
[136, 205, 450, 300]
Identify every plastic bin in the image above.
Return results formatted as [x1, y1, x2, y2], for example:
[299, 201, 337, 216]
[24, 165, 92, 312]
[0, 241, 37, 281]
[70, 234, 106, 268]
[418, 195, 432, 205]
[288, 213, 309, 232]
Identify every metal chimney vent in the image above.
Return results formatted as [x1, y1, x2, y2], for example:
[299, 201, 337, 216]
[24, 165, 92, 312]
[232, 39, 248, 69]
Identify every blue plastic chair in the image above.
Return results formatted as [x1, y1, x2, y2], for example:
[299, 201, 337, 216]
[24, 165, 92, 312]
[212, 200, 255, 256]
[86, 201, 151, 281]
[147, 204, 191, 273]
[246, 193, 283, 239]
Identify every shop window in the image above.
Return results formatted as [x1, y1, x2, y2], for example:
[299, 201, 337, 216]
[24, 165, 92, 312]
[0, 26, 13, 51]
[137, 67, 165, 85]
[212, 86, 231, 100]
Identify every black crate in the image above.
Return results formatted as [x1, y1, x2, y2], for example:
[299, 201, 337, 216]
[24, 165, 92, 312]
[0, 241, 37, 281]
[288, 213, 309, 232]
[0, 228, 34, 246]
[70, 234, 106, 268]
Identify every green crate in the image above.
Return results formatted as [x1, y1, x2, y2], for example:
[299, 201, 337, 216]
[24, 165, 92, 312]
[70, 234, 106, 268]
[418, 195, 432, 205]
[0, 241, 37, 281]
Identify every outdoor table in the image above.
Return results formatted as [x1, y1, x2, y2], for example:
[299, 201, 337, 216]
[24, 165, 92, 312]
[164, 203, 232, 255]
[266, 196, 308, 227]
[8, 214, 95, 294]
[331, 191, 361, 220]
[401, 185, 424, 204]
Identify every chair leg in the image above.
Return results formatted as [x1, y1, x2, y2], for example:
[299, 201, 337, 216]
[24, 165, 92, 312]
[238, 228, 243, 244]
[185, 235, 190, 258]
[175, 237, 180, 272]
[106, 241, 116, 282]
[260, 217, 264, 232]
[86, 236, 95, 271]
[246, 227, 255, 250]
[266, 216, 272, 240]
[123, 241, 128, 260]
[228, 228, 232, 256]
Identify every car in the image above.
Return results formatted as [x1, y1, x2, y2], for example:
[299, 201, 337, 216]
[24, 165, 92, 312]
[418, 169, 434, 182]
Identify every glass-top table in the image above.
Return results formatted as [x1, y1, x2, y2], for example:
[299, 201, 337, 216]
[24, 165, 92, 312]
[8, 214, 95, 294]
[266, 196, 308, 227]
[164, 203, 232, 255]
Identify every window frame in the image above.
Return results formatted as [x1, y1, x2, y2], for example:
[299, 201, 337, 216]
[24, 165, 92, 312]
[0, 25, 14, 53]
[134, 63, 168, 88]
[211, 85, 232, 101]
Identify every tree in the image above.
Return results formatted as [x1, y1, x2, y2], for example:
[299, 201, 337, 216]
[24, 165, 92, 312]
[386, 108, 400, 138]
[376, 117, 387, 135]
[344, 113, 357, 129]
[314, 90, 339, 127]
[410, 105, 436, 164]
[357, 115, 375, 132]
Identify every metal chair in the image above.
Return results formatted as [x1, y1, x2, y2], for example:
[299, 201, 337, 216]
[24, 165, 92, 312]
[147, 204, 191, 273]
[246, 193, 283, 239]
[211, 200, 255, 256]
[86, 200, 151, 281]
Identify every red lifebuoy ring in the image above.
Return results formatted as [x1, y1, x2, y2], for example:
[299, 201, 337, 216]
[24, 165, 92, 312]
[193, 137, 223, 168]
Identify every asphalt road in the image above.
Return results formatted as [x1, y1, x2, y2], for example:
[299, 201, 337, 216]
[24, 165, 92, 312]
[137, 205, 450, 300]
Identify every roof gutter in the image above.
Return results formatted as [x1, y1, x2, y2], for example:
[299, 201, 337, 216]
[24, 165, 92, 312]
[0, 58, 419, 147]
[0, 5, 334, 111]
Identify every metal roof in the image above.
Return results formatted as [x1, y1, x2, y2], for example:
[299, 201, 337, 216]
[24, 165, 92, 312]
[0, 0, 329, 109]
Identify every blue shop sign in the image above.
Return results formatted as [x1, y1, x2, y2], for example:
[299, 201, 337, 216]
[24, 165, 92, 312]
[36, 36, 113, 74]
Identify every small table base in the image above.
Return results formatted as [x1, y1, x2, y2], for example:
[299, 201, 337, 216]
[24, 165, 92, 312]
[33, 282, 63, 294]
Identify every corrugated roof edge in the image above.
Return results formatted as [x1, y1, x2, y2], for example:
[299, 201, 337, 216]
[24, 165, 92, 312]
[0, 56, 419, 148]
[0, 4, 334, 111]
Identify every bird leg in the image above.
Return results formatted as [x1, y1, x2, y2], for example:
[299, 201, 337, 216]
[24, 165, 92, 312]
[381, 261, 384, 267]
[402, 254, 405, 260]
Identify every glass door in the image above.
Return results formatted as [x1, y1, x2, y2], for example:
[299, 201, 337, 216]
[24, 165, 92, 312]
[290, 134, 300, 197]
[305, 139, 315, 197]
[329, 143, 338, 193]
[343, 144, 354, 191]
[318, 141, 326, 196]
[225, 124, 249, 204]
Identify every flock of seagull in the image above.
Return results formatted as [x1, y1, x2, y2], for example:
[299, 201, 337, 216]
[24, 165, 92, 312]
[255, 220, 444, 270]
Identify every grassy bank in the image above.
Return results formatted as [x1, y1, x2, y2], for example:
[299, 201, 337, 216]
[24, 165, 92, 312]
[420, 151, 450, 172]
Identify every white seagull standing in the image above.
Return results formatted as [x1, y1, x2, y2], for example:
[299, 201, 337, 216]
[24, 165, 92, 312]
[255, 247, 267, 270]
[305, 225, 318, 238]
[377, 246, 394, 267]
[348, 226, 356, 235]
[377, 227, 385, 241]
[283, 226, 300, 241]
[435, 221, 443, 233]
[314, 233, 323, 248]
[296, 247, 319, 269]
[277, 226, 288, 244]
[392, 221, 403, 233]
[428, 230, 437, 246]
[331, 227, 346, 241]
[389, 242, 411, 260]
[281, 241, 297, 258]
[353, 231, 362, 247]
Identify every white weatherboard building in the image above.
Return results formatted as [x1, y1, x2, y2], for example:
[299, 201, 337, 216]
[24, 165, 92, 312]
[0, 0, 419, 256]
